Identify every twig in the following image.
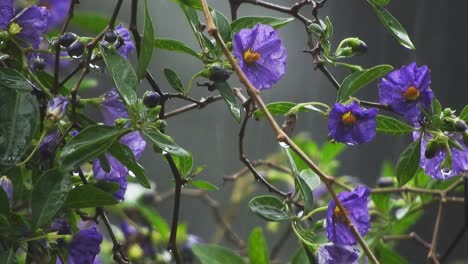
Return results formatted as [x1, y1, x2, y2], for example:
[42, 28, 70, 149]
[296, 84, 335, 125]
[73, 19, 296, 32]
[164, 95, 223, 119]
[383, 232, 431, 250]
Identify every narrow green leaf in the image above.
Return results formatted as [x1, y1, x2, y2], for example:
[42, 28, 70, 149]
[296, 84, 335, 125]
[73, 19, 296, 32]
[60, 125, 130, 170]
[137, 203, 170, 241]
[171, 0, 202, 10]
[172, 154, 193, 177]
[376, 242, 408, 264]
[0, 68, 32, 92]
[231, 17, 294, 34]
[65, 185, 118, 208]
[369, 3, 415, 49]
[396, 139, 421, 185]
[248, 195, 290, 221]
[459, 105, 468, 122]
[32, 169, 70, 228]
[338, 64, 393, 101]
[291, 248, 309, 264]
[212, 9, 231, 42]
[101, 46, 138, 105]
[372, 193, 391, 214]
[215, 82, 241, 123]
[376, 115, 414, 135]
[163, 68, 185, 94]
[0, 248, 18, 264]
[108, 142, 151, 189]
[143, 128, 190, 157]
[299, 169, 321, 193]
[193, 244, 245, 264]
[137, 0, 155, 79]
[248, 227, 269, 264]
[70, 12, 108, 34]
[191, 180, 218, 191]
[154, 38, 200, 59]
[0, 87, 38, 166]
[254, 102, 297, 118]
[432, 99, 442, 116]
[284, 149, 314, 211]
[179, 4, 203, 44]
[370, 0, 391, 6]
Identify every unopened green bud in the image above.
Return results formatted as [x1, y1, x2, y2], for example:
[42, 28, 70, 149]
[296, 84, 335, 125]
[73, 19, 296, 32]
[335, 37, 368, 58]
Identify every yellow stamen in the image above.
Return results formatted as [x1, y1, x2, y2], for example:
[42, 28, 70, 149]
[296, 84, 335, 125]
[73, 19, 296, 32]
[403, 86, 420, 101]
[243, 49, 260, 64]
[334, 206, 350, 223]
[9, 23, 22, 36]
[341, 111, 357, 125]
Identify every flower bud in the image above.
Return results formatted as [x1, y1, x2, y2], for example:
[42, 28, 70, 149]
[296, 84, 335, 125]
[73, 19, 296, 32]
[0, 176, 13, 206]
[143, 91, 162, 108]
[46, 96, 69, 122]
[455, 120, 468, 132]
[67, 40, 85, 58]
[181, 235, 204, 262]
[128, 244, 144, 259]
[104, 30, 118, 43]
[59, 32, 77, 48]
[209, 65, 230, 82]
[424, 140, 442, 159]
[335, 37, 368, 58]
[376, 177, 394, 188]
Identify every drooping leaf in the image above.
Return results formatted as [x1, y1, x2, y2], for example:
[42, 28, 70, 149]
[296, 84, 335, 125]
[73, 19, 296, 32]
[192, 244, 245, 264]
[32, 169, 70, 228]
[396, 139, 421, 185]
[65, 185, 118, 208]
[60, 125, 130, 170]
[248, 195, 290, 221]
[337, 65, 393, 101]
[369, 3, 415, 49]
[164, 68, 185, 94]
[101, 46, 138, 105]
[248, 227, 270, 264]
[254, 102, 297, 118]
[376, 115, 414, 135]
[191, 180, 218, 191]
[284, 149, 314, 212]
[108, 142, 151, 188]
[0, 87, 38, 166]
[231, 17, 294, 34]
[154, 38, 201, 59]
[214, 81, 241, 123]
[212, 9, 231, 42]
[143, 127, 190, 157]
[137, 0, 156, 79]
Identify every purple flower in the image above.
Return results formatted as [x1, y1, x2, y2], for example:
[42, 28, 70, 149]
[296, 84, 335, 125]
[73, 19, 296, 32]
[326, 186, 370, 245]
[67, 227, 103, 264]
[38, 0, 71, 31]
[39, 131, 60, 159]
[51, 218, 71, 235]
[101, 24, 135, 58]
[317, 243, 359, 264]
[119, 221, 138, 239]
[46, 95, 69, 122]
[100, 88, 129, 125]
[379, 63, 433, 122]
[93, 154, 128, 201]
[418, 132, 468, 180]
[233, 24, 287, 90]
[182, 235, 204, 263]
[328, 102, 378, 145]
[0, 176, 13, 207]
[10, 5, 50, 48]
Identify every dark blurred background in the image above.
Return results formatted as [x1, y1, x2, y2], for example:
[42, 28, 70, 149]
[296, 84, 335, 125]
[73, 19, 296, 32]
[78, 1, 468, 262]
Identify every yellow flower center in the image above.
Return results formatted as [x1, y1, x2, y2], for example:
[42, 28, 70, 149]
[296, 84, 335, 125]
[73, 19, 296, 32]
[243, 49, 261, 64]
[334, 206, 350, 223]
[341, 111, 357, 125]
[403, 86, 420, 101]
[9, 23, 22, 36]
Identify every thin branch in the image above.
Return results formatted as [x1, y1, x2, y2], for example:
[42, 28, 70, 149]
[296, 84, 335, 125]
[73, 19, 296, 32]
[383, 232, 431, 250]
[164, 95, 223, 119]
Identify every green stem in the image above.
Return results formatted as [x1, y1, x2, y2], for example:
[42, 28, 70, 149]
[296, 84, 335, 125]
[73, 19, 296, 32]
[16, 130, 47, 166]
[301, 206, 328, 221]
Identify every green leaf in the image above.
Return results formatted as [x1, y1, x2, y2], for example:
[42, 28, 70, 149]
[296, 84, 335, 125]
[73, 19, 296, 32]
[396, 139, 421, 185]
[376, 242, 408, 264]
[163, 68, 185, 94]
[137, 0, 155, 79]
[254, 102, 297, 118]
[179, 4, 203, 45]
[215, 82, 241, 123]
[136, 203, 170, 241]
[370, 0, 391, 6]
[65, 185, 118, 208]
[308, 22, 325, 37]
[108, 142, 151, 189]
[248, 227, 269, 264]
[0, 248, 18, 264]
[143, 128, 190, 157]
[171, 0, 202, 10]
[284, 149, 314, 212]
[60, 125, 130, 170]
[32, 169, 70, 228]
[154, 38, 200, 59]
[191, 180, 218, 191]
[369, 3, 415, 49]
[101, 46, 138, 105]
[299, 169, 321, 193]
[372, 193, 391, 214]
[376, 115, 414, 135]
[338, 64, 393, 101]
[193, 244, 245, 264]
[172, 154, 193, 177]
[459, 105, 468, 122]
[291, 247, 309, 264]
[231, 17, 294, 34]
[0, 87, 38, 166]
[70, 12, 108, 34]
[0, 68, 32, 92]
[248, 195, 290, 221]
[212, 9, 231, 42]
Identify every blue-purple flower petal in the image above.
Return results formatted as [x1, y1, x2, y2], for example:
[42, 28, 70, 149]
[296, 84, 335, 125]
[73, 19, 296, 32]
[317, 243, 359, 264]
[67, 227, 103, 264]
[0, 0, 14, 30]
[38, 0, 71, 31]
[12, 6, 50, 48]
[0, 176, 13, 206]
